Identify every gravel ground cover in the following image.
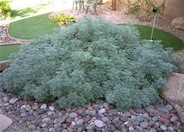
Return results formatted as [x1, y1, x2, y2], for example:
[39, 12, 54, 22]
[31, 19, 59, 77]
[0, 86, 183, 132]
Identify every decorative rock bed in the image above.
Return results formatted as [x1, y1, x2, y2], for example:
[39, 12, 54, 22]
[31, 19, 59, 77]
[0, 25, 29, 45]
[0, 86, 183, 131]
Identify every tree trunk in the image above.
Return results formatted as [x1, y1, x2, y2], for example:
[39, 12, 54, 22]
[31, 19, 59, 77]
[112, 0, 117, 10]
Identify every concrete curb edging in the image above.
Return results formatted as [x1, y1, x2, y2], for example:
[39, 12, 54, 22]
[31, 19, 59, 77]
[160, 95, 184, 127]
[0, 60, 9, 72]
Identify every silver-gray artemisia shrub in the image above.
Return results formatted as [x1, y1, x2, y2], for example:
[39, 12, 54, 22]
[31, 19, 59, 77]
[0, 17, 178, 109]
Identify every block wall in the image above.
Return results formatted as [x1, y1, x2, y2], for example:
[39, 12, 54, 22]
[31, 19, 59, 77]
[106, 0, 184, 18]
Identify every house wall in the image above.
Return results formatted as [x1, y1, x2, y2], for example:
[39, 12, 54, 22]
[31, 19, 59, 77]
[163, 0, 184, 18]
[106, 0, 184, 19]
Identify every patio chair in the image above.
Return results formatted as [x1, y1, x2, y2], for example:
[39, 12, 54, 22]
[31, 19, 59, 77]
[71, 0, 85, 15]
[84, 0, 103, 15]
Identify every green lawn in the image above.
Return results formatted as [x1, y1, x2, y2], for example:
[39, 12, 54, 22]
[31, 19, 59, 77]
[0, 44, 21, 61]
[130, 24, 184, 51]
[8, 13, 59, 39]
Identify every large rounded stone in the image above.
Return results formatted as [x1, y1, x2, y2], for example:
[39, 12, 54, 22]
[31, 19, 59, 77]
[172, 17, 184, 30]
[163, 73, 184, 104]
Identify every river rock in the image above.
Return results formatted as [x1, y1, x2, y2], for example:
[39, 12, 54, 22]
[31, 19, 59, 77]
[69, 112, 78, 118]
[136, 115, 144, 122]
[140, 121, 148, 128]
[94, 120, 104, 127]
[40, 104, 47, 109]
[160, 124, 167, 131]
[9, 98, 18, 104]
[170, 115, 178, 122]
[98, 108, 106, 114]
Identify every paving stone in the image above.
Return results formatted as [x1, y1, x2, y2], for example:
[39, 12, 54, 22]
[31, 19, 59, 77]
[0, 114, 12, 132]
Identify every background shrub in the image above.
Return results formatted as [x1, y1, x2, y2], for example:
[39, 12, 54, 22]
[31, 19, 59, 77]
[0, 0, 11, 19]
[125, 0, 164, 22]
[49, 13, 76, 25]
[0, 17, 178, 109]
